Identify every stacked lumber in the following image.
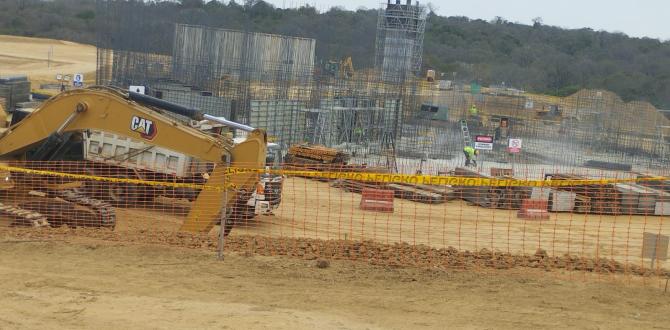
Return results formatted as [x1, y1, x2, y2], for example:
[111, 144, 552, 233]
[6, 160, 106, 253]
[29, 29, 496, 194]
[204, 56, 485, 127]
[334, 180, 454, 204]
[452, 167, 531, 209]
[287, 144, 350, 164]
[635, 174, 670, 215]
[333, 180, 388, 193]
[636, 174, 670, 193]
[616, 183, 670, 215]
[332, 174, 455, 205]
[388, 183, 454, 204]
[547, 173, 620, 214]
[286, 146, 453, 205]
[616, 184, 656, 215]
[284, 144, 361, 174]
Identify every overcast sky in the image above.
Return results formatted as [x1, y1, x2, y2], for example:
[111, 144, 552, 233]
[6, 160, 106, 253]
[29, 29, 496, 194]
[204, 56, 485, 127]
[260, 0, 669, 41]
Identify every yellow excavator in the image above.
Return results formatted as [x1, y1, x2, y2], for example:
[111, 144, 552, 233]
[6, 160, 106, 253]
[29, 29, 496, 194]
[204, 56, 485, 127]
[0, 86, 267, 234]
[325, 57, 354, 79]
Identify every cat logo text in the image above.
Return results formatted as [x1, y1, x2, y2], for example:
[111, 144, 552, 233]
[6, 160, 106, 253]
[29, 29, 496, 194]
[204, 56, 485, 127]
[130, 116, 157, 140]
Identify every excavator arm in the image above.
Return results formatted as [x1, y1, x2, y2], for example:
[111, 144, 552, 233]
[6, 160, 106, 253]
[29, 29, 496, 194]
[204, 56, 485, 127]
[0, 86, 267, 233]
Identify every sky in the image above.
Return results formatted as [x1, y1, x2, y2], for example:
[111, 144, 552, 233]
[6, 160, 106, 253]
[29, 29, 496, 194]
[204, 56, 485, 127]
[260, 0, 669, 41]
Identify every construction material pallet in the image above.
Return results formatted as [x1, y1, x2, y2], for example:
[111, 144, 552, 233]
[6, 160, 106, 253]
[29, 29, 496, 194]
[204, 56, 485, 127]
[546, 173, 621, 215]
[333, 180, 388, 193]
[387, 183, 448, 204]
[452, 167, 531, 209]
[333, 180, 454, 204]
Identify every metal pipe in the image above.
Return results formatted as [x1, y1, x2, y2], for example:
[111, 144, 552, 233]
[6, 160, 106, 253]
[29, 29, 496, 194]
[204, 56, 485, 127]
[128, 91, 254, 132]
[129, 91, 204, 120]
[203, 114, 255, 132]
[56, 111, 80, 135]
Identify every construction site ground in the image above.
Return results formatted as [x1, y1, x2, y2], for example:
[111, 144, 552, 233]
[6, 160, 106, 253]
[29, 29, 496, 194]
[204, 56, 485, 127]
[90, 177, 668, 269]
[1, 237, 669, 329]
[2, 176, 667, 270]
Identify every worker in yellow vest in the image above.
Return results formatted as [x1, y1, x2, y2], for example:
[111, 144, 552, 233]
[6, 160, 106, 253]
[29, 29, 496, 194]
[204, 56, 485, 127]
[469, 104, 478, 117]
[463, 145, 479, 167]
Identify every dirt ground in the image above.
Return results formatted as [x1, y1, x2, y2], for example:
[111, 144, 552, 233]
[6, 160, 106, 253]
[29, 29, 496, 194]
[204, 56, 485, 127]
[0, 238, 669, 330]
[3, 176, 661, 270]
[0, 35, 96, 87]
[237, 177, 670, 269]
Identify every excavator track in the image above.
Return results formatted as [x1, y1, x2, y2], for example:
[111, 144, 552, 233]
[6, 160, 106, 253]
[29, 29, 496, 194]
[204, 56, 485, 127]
[0, 202, 49, 227]
[56, 189, 117, 229]
[18, 189, 116, 229]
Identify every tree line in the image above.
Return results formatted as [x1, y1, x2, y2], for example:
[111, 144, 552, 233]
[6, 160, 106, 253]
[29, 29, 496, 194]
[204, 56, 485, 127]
[1, 0, 669, 108]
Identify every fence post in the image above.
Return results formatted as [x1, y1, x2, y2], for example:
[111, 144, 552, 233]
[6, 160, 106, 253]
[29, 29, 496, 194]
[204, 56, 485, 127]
[217, 188, 228, 261]
[216, 157, 232, 261]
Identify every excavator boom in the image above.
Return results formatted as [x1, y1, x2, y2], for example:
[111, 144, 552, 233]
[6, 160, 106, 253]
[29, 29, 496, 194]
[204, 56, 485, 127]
[0, 86, 267, 233]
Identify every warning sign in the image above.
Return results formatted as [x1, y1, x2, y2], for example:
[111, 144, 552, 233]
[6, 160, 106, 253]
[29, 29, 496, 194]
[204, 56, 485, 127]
[474, 142, 493, 151]
[474, 135, 493, 150]
[508, 138, 522, 153]
[475, 135, 493, 143]
[73, 73, 84, 87]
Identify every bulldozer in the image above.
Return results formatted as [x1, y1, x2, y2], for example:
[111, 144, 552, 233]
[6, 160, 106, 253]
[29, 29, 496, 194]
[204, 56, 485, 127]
[0, 86, 268, 235]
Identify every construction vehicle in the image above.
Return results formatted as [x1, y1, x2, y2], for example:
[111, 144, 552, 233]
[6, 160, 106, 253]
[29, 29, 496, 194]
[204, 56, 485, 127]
[426, 70, 436, 82]
[324, 57, 354, 79]
[536, 104, 562, 121]
[81, 123, 283, 220]
[0, 86, 268, 234]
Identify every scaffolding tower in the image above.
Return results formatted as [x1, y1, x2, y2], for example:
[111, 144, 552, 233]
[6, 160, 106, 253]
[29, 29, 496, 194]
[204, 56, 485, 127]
[374, 0, 427, 83]
[300, 97, 402, 155]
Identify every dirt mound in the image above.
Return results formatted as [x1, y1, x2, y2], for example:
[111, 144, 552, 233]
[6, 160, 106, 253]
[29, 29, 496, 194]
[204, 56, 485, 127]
[2, 227, 667, 277]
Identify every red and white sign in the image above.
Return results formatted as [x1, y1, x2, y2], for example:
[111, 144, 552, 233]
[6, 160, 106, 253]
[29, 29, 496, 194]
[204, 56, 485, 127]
[475, 135, 493, 143]
[474, 135, 494, 150]
[508, 138, 522, 153]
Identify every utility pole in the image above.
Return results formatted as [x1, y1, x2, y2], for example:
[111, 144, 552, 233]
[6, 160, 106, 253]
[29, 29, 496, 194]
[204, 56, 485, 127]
[47, 46, 53, 68]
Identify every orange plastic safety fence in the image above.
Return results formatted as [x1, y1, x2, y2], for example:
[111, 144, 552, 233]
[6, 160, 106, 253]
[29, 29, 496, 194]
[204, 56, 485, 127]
[1, 160, 669, 286]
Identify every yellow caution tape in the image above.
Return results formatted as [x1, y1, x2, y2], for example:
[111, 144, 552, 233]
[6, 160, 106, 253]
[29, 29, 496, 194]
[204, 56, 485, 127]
[1, 164, 668, 188]
[226, 167, 670, 187]
[0, 165, 236, 191]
